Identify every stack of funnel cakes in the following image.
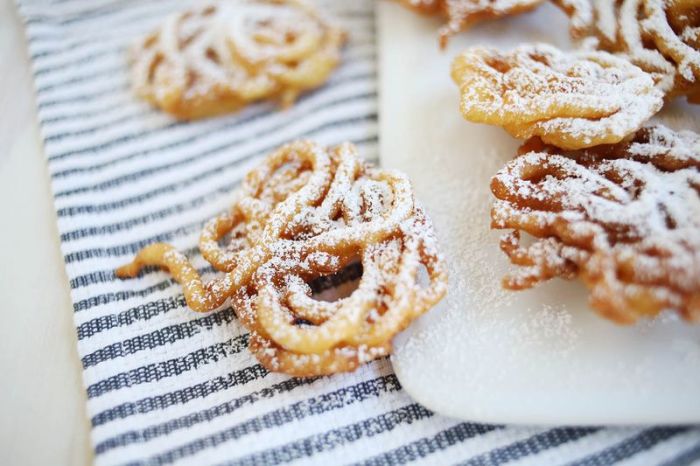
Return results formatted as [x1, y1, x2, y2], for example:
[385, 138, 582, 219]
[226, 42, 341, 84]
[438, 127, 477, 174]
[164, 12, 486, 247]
[446, 0, 699, 323]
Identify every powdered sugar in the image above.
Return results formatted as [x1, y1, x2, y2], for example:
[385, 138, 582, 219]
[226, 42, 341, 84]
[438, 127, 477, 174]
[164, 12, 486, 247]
[643, 0, 700, 83]
[452, 43, 665, 149]
[128, 0, 345, 118]
[396, 0, 546, 46]
[554, 0, 700, 97]
[490, 125, 700, 322]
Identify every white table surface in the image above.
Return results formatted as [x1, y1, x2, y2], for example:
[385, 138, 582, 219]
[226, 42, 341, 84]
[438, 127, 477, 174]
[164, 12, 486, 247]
[0, 0, 92, 464]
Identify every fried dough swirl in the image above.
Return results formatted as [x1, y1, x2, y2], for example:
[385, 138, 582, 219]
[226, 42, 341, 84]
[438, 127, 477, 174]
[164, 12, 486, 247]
[117, 141, 448, 376]
[129, 0, 345, 119]
[552, 0, 700, 100]
[451, 43, 664, 149]
[396, 0, 545, 47]
[490, 125, 700, 323]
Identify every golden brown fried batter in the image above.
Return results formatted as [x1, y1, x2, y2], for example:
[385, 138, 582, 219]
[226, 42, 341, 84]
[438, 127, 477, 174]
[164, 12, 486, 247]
[451, 43, 664, 149]
[552, 0, 700, 100]
[490, 125, 700, 323]
[129, 0, 346, 119]
[396, 0, 545, 47]
[396, 0, 445, 14]
[643, 0, 700, 88]
[116, 141, 448, 376]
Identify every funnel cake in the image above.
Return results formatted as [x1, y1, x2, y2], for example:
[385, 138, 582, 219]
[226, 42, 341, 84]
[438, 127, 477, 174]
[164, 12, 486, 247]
[116, 141, 448, 376]
[396, 0, 545, 47]
[490, 125, 700, 323]
[643, 0, 700, 93]
[451, 43, 664, 149]
[552, 0, 700, 100]
[129, 0, 346, 119]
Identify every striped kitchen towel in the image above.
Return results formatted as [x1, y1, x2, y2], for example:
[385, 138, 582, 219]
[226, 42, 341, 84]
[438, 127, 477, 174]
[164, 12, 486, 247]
[15, 0, 700, 464]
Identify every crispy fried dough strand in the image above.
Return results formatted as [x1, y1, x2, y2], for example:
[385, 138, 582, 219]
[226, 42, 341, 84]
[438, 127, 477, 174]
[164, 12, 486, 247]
[552, 0, 700, 101]
[395, 0, 545, 47]
[249, 332, 392, 377]
[116, 141, 448, 375]
[129, 0, 346, 119]
[451, 43, 664, 149]
[643, 0, 700, 84]
[490, 125, 700, 323]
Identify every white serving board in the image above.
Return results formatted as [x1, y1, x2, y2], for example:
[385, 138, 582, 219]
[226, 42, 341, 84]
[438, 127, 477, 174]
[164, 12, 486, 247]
[377, 2, 700, 425]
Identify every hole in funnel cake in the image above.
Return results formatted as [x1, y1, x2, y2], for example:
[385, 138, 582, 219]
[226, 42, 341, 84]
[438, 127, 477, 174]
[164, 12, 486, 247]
[216, 222, 250, 259]
[205, 47, 221, 64]
[309, 261, 363, 302]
